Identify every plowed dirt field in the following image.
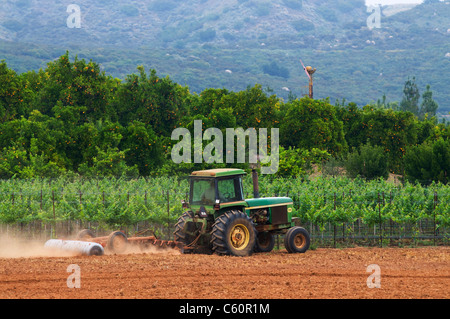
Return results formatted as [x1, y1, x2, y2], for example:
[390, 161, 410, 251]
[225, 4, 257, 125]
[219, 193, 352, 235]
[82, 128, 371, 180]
[0, 244, 448, 299]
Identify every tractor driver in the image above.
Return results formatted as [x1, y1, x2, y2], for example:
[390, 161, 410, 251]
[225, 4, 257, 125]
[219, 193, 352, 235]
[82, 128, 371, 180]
[201, 180, 216, 205]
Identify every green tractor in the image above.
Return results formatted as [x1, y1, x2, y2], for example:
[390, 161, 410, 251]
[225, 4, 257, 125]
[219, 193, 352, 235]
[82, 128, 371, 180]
[174, 168, 310, 256]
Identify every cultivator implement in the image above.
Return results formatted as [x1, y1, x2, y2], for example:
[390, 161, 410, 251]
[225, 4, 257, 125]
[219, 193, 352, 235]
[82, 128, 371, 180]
[45, 229, 184, 256]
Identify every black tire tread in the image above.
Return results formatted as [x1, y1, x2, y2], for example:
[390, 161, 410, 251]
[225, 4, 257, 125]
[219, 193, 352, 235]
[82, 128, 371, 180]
[173, 211, 195, 244]
[284, 226, 310, 253]
[211, 210, 256, 256]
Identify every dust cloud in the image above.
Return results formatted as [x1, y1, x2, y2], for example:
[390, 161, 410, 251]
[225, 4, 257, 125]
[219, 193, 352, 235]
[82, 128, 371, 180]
[0, 233, 181, 258]
[0, 234, 78, 258]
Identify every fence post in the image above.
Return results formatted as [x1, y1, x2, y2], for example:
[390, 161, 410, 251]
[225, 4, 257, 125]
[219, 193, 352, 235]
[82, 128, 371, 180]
[389, 191, 393, 245]
[433, 191, 437, 246]
[333, 193, 336, 248]
[52, 190, 56, 238]
[342, 192, 345, 244]
[378, 192, 382, 248]
[167, 190, 170, 240]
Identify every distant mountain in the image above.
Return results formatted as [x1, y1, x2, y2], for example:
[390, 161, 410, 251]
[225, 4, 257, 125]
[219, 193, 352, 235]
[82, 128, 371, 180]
[1, 0, 449, 113]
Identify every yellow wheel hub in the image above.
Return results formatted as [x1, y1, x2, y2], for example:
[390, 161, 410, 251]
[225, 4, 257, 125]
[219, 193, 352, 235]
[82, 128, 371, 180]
[229, 224, 250, 250]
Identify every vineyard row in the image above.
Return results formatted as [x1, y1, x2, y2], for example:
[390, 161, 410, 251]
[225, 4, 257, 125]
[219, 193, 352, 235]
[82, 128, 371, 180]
[0, 176, 448, 246]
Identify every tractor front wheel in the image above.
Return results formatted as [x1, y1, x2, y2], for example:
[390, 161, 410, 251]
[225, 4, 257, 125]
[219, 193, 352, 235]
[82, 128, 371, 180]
[284, 226, 310, 253]
[211, 210, 256, 257]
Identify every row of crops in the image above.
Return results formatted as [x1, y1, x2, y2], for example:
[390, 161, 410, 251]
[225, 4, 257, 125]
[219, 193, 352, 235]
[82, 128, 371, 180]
[0, 175, 448, 246]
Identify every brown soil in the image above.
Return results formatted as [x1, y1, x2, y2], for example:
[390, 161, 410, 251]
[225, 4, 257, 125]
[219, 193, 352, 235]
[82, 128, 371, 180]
[0, 244, 448, 299]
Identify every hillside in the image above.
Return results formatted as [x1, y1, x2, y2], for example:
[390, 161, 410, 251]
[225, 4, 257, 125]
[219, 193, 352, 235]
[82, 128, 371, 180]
[0, 0, 449, 113]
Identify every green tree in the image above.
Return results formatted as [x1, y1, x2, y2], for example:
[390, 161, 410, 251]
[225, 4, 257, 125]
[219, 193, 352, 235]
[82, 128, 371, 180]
[221, 84, 282, 129]
[0, 137, 65, 179]
[191, 88, 230, 120]
[112, 66, 190, 137]
[400, 76, 420, 115]
[360, 106, 417, 174]
[336, 102, 364, 149]
[119, 121, 164, 176]
[404, 138, 449, 184]
[275, 146, 330, 177]
[262, 61, 290, 79]
[280, 97, 348, 157]
[0, 112, 70, 172]
[345, 143, 389, 180]
[0, 142, 29, 178]
[78, 146, 139, 178]
[32, 52, 117, 121]
[0, 60, 32, 122]
[419, 84, 439, 119]
[198, 28, 216, 42]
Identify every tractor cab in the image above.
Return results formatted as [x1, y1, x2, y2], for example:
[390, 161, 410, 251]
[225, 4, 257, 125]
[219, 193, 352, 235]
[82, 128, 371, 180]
[188, 169, 246, 213]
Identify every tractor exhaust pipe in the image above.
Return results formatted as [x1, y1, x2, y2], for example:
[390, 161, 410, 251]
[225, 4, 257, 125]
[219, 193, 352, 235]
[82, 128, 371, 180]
[252, 168, 259, 198]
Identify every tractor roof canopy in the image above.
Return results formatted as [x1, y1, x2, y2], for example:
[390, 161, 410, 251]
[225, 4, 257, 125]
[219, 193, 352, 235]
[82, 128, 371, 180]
[190, 168, 246, 178]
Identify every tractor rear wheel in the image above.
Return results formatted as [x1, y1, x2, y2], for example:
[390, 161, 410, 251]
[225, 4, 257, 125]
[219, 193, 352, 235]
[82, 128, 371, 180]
[211, 210, 256, 257]
[254, 231, 275, 253]
[284, 226, 310, 253]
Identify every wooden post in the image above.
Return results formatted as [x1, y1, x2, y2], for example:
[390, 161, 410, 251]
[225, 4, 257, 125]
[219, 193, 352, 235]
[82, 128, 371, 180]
[52, 190, 56, 238]
[333, 193, 336, 248]
[389, 191, 393, 245]
[378, 192, 382, 247]
[433, 191, 437, 246]
[167, 190, 170, 240]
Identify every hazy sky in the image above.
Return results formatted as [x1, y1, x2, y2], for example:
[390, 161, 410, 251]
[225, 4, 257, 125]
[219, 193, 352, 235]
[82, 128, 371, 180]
[365, 0, 423, 5]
